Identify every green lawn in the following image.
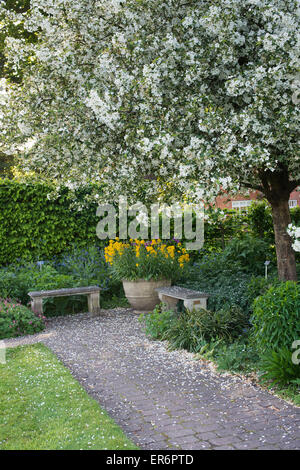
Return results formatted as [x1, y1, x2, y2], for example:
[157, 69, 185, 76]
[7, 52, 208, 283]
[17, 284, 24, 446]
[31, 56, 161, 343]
[0, 343, 138, 450]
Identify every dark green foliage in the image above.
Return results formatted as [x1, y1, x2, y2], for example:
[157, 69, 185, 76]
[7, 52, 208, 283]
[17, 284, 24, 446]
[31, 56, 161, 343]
[0, 179, 103, 265]
[101, 293, 129, 309]
[222, 235, 275, 275]
[54, 245, 109, 288]
[202, 200, 300, 256]
[214, 340, 260, 373]
[0, 298, 45, 339]
[0, 264, 75, 305]
[245, 276, 280, 304]
[245, 200, 274, 241]
[53, 245, 127, 310]
[203, 206, 245, 251]
[0, 247, 126, 315]
[251, 281, 300, 353]
[0, 270, 19, 299]
[0, 1, 37, 82]
[260, 348, 300, 386]
[0, 180, 298, 267]
[142, 304, 248, 353]
[167, 305, 248, 350]
[140, 305, 177, 340]
[0, 263, 80, 316]
[181, 251, 277, 316]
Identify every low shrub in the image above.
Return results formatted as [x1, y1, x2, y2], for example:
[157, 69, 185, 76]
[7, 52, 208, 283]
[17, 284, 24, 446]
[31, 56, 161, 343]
[0, 270, 21, 300]
[183, 254, 249, 311]
[182, 252, 278, 316]
[213, 340, 260, 373]
[54, 245, 129, 308]
[162, 311, 208, 353]
[246, 276, 280, 304]
[54, 245, 109, 288]
[140, 305, 177, 340]
[0, 264, 75, 304]
[251, 281, 300, 353]
[0, 264, 80, 316]
[143, 304, 249, 353]
[0, 247, 128, 315]
[0, 298, 45, 339]
[260, 348, 300, 386]
[26, 265, 91, 317]
[101, 293, 129, 309]
[53, 245, 118, 312]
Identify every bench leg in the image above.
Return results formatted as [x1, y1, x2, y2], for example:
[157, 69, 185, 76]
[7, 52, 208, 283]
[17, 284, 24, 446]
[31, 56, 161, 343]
[159, 293, 179, 311]
[183, 298, 207, 311]
[88, 292, 101, 317]
[31, 298, 43, 315]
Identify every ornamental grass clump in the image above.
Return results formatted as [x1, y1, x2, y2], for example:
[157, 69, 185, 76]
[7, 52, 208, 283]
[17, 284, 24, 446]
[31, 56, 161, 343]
[104, 238, 190, 281]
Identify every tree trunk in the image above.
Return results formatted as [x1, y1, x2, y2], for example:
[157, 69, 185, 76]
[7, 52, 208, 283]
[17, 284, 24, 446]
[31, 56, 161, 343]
[270, 198, 297, 281]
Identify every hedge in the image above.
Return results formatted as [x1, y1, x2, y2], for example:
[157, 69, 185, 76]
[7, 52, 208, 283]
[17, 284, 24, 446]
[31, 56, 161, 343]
[1, 178, 299, 266]
[0, 179, 101, 265]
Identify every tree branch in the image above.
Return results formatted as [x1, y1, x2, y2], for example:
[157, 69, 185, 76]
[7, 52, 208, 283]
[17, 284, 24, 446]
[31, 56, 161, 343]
[239, 181, 264, 193]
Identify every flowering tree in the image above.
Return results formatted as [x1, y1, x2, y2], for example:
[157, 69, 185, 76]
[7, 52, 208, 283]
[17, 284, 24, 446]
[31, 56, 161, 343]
[0, 0, 33, 82]
[0, 0, 34, 175]
[287, 224, 300, 253]
[0, 0, 299, 280]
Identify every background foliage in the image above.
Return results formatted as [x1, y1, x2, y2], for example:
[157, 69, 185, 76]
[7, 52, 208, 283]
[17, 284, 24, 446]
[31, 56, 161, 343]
[1, 179, 300, 266]
[0, 298, 45, 339]
[251, 281, 300, 353]
[0, 179, 101, 265]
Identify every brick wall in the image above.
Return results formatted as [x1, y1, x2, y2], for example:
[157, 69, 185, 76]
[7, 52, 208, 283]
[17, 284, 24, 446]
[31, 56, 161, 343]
[215, 189, 300, 210]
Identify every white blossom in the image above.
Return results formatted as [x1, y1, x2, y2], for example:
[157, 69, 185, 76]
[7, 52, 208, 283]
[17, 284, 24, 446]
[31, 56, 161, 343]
[0, 0, 299, 204]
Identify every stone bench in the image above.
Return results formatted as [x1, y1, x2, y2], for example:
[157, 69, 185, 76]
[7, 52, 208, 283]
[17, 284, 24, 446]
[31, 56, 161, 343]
[28, 286, 101, 317]
[155, 286, 209, 311]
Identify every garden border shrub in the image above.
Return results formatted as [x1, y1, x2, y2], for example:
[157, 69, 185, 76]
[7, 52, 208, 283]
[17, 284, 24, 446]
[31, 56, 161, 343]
[0, 179, 101, 265]
[1, 179, 299, 266]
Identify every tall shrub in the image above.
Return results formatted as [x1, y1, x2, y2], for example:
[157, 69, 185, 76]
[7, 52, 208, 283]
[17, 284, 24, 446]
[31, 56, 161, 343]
[0, 179, 101, 264]
[251, 281, 300, 352]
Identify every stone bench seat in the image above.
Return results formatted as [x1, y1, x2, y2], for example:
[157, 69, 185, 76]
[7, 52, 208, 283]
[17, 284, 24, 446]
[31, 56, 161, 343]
[28, 286, 101, 317]
[155, 286, 209, 311]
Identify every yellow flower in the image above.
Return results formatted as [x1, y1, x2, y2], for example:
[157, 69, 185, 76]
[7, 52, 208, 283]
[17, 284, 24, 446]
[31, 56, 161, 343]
[178, 253, 190, 266]
[167, 246, 175, 258]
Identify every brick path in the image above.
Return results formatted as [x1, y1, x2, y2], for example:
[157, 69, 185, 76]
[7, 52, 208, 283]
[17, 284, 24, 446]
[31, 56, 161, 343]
[5, 309, 300, 450]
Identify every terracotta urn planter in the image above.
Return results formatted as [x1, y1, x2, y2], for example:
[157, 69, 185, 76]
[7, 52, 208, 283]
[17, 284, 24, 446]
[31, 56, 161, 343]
[122, 279, 171, 313]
